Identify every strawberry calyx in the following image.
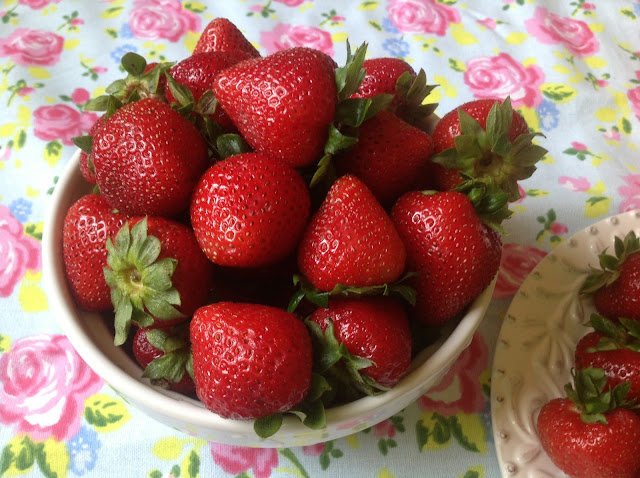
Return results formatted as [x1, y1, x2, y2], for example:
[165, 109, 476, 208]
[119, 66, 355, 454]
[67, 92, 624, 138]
[305, 317, 387, 403]
[393, 68, 439, 126]
[309, 42, 393, 188]
[565, 366, 637, 424]
[253, 373, 330, 438]
[430, 97, 547, 225]
[581, 230, 640, 294]
[287, 272, 417, 313]
[104, 218, 185, 346]
[84, 52, 173, 117]
[586, 313, 640, 353]
[142, 325, 193, 387]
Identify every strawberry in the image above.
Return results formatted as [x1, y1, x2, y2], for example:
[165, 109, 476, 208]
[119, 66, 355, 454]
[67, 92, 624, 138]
[308, 297, 411, 401]
[575, 313, 640, 404]
[297, 174, 407, 292]
[62, 193, 128, 311]
[581, 230, 640, 322]
[429, 97, 546, 204]
[190, 302, 313, 420]
[132, 325, 195, 396]
[104, 216, 214, 345]
[391, 190, 502, 326]
[335, 110, 434, 207]
[350, 57, 437, 125]
[213, 47, 338, 168]
[193, 17, 260, 58]
[92, 97, 209, 217]
[165, 51, 253, 132]
[537, 367, 640, 478]
[190, 152, 311, 268]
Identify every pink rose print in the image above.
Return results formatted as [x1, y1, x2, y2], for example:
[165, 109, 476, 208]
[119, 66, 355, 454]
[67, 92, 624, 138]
[619, 174, 640, 212]
[0, 334, 103, 441]
[274, 0, 308, 5]
[71, 87, 91, 105]
[18, 0, 61, 9]
[494, 243, 547, 298]
[260, 24, 333, 56]
[33, 104, 98, 145]
[418, 332, 488, 415]
[559, 175, 591, 192]
[464, 52, 544, 108]
[627, 85, 640, 121]
[302, 443, 325, 456]
[0, 206, 40, 297]
[211, 444, 278, 478]
[477, 18, 497, 29]
[128, 0, 201, 42]
[373, 418, 397, 438]
[387, 0, 460, 36]
[0, 28, 64, 66]
[525, 6, 599, 57]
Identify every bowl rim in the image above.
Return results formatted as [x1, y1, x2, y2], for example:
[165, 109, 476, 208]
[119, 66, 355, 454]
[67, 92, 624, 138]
[42, 149, 495, 441]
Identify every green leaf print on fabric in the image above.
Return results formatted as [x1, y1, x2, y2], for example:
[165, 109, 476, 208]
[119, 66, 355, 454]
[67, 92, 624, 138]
[84, 394, 131, 433]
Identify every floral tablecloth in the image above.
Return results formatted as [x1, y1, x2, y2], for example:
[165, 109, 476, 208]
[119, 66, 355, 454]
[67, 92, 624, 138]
[1, 1, 640, 477]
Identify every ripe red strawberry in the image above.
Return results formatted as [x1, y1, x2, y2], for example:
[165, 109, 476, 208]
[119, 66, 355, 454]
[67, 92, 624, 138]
[429, 97, 546, 201]
[165, 51, 253, 131]
[575, 313, 640, 403]
[190, 302, 313, 420]
[193, 17, 260, 58]
[308, 297, 411, 397]
[92, 97, 209, 217]
[62, 193, 128, 311]
[581, 230, 640, 321]
[350, 57, 437, 125]
[537, 367, 640, 478]
[391, 190, 502, 326]
[336, 110, 434, 207]
[132, 325, 195, 395]
[297, 174, 407, 292]
[104, 216, 214, 345]
[78, 115, 106, 184]
[213, 47, 338, 168]
[190, 152, 311, 268]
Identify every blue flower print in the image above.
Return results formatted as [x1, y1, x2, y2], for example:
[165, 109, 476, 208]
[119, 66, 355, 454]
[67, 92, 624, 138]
[382, 17, 399, 34]
[382, 37, 410, 58]
[119, 23, 134, 39]
[111, 44, 138, 63]
[68, 426, 101, 475]
[537, 99, 560, 132]
[8, 198, 31, 223]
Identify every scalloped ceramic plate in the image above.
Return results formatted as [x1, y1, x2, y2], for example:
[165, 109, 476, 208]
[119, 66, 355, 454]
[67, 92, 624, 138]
[43, 149, 495, 447]
[491, 209, 640, 478]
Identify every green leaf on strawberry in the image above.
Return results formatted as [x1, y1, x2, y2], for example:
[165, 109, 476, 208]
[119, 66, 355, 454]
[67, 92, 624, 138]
[104, 218, 185, 345]
[253, 373, 330, 438]
[565, 367, 636, 424]
[140, 327, 192, 386]
[305, 318, 385, 401]
[287, 273, 417, 313]
[85, 52, 173, 116]
[581, 230, 640, 294]
[586, 313, 640, 353]
[394, 68, 439, 124]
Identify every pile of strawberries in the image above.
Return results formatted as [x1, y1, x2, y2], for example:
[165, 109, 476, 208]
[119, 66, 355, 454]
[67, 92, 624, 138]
[61, 18, 546, 437]
[537, 230, 640, 478]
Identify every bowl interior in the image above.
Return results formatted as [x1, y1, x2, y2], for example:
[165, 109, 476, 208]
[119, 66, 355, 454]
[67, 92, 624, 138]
[42, 150, 495, 447]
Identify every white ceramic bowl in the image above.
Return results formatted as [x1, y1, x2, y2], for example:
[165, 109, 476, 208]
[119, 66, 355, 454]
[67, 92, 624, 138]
[43, 149, 495, 447]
